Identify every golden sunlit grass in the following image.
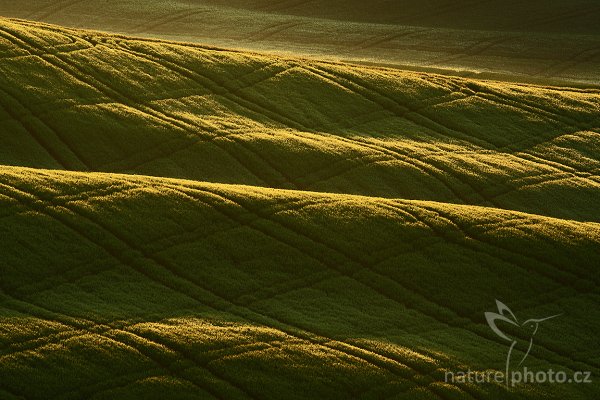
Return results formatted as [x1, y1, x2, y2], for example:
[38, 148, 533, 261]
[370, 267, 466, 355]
[1, 18, 599, 221]
[0, 15, 598, 400]
[0, 165, 598, 399]
[1, 0, 599, 86]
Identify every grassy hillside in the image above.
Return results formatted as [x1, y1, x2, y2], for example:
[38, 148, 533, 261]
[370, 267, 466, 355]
[1, 166, 599, 400]
[1, 18, 599, 221]
[0, 1, 599, 86]
[0, 17, 599, 400]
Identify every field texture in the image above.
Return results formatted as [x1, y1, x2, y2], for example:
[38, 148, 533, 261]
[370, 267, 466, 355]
[0, 16, 599, 400]
[0, 1, 599, 86]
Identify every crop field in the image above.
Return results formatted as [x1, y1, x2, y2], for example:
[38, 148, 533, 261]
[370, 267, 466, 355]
[0, 3, 599, 400]
[0, 1, 599, 86]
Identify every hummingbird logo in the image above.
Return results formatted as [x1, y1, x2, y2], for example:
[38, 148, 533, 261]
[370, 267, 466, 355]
[485, 300, 561, 386]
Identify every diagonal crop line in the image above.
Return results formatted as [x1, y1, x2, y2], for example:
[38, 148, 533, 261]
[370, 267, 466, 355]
[289, 135, 496, 204]
[0, 45, 92, 60]
[2, 26, 276, 186]
[426, 36, 515, 68]
[144, 220, 253, 255]
[7, 256, 115, 296]
[53, 368, 168, 400]
[254, 0, 316, 13]
[396, 201, 597, 288]
[0, 326, 82, 358]
[1, 19, 598, 395]
[401, 200, 600, 289]
[316, 107, 394, 133]
[301, 66, 593, 206]
[0, 292, 240, 400]
[353, 29, 427, 51]
[96, 39, 310, 187]
[0, 181, 229, 313]
[10, 22, 594, 215]
[168, 186, 511, 370]
[0, 329, 115, 361]
[245, 21, 305, 42]
[112, 329, 258, 400]
[27, 0, 87, 20]
[187, 339, 280, 364]
[306, 64, 499, 149]
[226, 135, 301, 189]
[514, 150, 584, 176]
[0, 233, 257, 399]
[220, 135, 297, 189]
[338, 137, 474, 204]
[127, 8, 210, 35]
[1, 170, 564, 396]
[263, 121, 476, 203]
[141, 184, 471, 398]
[296, 67, 497, 202]
[462, 82, 600, 131]
[0, 292, 136, 353]
[111, 40, 308, 130]
[0, 85, 91, 170]
[0, 178, 447, 395]
[539, 47, 600, 79]
[112, 40, 363, 140]
[194, 185, 599, 372]
[0, 93, 68, 170]
[427, 204, 600, 284]
[74, 42, 282, 186]
[393, 203, 600, 370]
[290, 153, 393, 189]
[241, 270, 338, 306]
[118, 330, 262, 400]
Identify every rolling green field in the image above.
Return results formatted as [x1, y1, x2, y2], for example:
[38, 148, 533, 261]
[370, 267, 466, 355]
[0, 12, 599, 400]
[0, 1, 599, 86]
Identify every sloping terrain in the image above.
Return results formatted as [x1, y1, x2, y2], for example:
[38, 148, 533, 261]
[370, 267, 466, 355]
[0, 1, 599, 86]
[1, 18, 599, 221]
[0, 17, 599, 400]
[1, 166, 599, 400]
